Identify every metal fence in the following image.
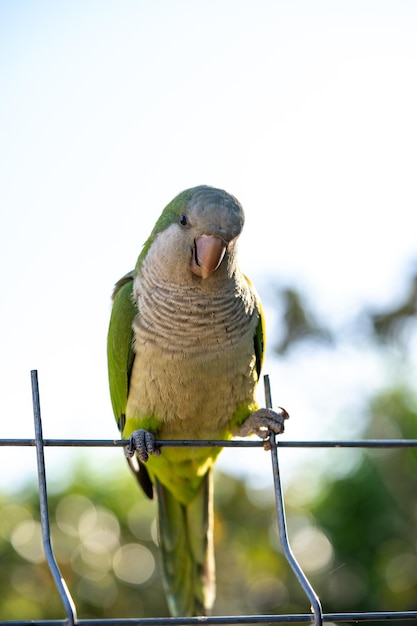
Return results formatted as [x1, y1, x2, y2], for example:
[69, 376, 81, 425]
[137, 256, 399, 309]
[1, 370, 417, 626]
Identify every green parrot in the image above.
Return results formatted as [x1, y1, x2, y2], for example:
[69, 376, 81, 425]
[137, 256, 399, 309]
[107, 185, 287, 617]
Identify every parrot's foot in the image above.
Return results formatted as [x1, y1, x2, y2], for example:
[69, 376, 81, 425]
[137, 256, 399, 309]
[125, 429, 161, 463]
[238, 407, 289, 450]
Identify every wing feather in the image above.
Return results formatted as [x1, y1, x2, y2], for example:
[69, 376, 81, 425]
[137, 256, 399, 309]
[107, 271, 154, 498]
[107, 271, 136, 429]
[244, 274, 265, 380]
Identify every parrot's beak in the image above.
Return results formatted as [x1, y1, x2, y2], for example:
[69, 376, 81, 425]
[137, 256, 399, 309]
[190, 235, 227, 279]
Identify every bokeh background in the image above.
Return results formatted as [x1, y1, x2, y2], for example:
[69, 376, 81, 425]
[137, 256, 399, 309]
[1, 0, 417, 620]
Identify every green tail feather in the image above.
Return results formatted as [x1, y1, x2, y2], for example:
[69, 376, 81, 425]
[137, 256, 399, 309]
[155, 470, 215, 617]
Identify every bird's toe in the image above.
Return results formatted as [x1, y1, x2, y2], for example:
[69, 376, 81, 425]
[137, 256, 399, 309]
[238, 407, 289, 449]
[125, 429, 160, 463]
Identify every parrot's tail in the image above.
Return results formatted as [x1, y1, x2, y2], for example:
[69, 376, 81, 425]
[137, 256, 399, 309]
[155, 470, 215, 617]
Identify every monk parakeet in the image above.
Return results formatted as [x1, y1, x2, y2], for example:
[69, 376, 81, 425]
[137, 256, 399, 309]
[107, 185, 288, 617]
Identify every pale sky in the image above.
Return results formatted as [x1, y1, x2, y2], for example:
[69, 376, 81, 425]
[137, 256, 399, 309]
[1, 0, 417, 491]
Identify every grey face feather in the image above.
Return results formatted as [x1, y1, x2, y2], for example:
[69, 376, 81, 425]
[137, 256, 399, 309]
[184, 186, 244, 243]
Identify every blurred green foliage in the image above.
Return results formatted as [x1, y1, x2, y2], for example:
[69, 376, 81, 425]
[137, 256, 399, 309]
[302, 387, 417, 615]
[1, 395, 417, 621]
[0, 463, 300, 619]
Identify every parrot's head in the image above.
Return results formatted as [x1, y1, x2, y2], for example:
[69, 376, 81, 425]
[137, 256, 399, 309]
[137, 185, 245, 281]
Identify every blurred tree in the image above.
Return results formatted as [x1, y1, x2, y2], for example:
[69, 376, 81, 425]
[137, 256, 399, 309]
[304, 386, 417, 618]
[2, 389, 417, 621]
[270, 268, 417, 622]
[0, 463, 306, 620]
[368, 273, 417, 344]
[273, 287, 333, 355]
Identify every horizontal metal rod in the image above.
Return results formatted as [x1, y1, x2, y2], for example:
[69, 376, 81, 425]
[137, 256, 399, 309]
[1, 610, 417, 625]
[1, 437, 417, 448]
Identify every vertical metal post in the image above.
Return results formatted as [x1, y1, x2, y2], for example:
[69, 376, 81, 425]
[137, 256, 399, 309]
[264, 375, 323, 626]
[31, 370, 78, 625]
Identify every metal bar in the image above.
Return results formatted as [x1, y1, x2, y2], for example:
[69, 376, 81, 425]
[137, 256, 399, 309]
[2, 438, 417, 448]
[31, 370, 78, 626]
[325, 612, 417, 622]
[2, 610, 417, 625]
[264, 375, 323, 626]
[0, 438, 265, 448]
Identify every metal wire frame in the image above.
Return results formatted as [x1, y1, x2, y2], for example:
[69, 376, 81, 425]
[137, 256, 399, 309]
[1, 370, 417, 626]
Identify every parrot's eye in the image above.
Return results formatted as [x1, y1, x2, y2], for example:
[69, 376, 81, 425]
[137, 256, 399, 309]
[179, 214, 188, 227]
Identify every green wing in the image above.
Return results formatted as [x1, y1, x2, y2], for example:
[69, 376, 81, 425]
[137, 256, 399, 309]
[244, 274, 265, 381]
[254, 302, 265, 380]
[107, 271, 155, 499]
[107, 271, 137, 433]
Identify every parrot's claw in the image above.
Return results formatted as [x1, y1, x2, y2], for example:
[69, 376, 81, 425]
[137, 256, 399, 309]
[238, 407, 289, 450]
[125, 429, 161, 463]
